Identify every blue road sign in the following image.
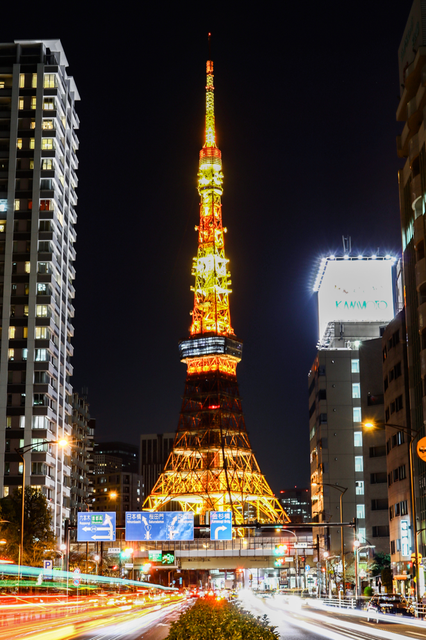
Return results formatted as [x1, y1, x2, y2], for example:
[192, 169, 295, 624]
[210, 511, 232, 540]
[43, 560, 53, 575]
[77, 512, 116, 542]
[125, 512, 194, 541]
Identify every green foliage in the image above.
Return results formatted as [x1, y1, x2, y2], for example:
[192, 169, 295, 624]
[167, 598, 279, 640]
[370, 552, 390, 576]
[364, 586, 374, 597]
[0, 487, 56, 565]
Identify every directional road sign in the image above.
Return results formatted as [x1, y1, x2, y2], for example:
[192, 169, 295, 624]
[77, 512, 116, 542]
[125, 511, 193, 541]
[210, 511, 232, 541]
[305, 564, 311, 573]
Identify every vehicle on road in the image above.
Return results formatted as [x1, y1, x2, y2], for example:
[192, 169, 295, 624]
[366, 594, 413, 623]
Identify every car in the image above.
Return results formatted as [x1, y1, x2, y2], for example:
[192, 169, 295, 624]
[366, 594, 413, 623]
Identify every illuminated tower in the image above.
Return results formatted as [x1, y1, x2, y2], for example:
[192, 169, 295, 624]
[144, 52, 286, 525]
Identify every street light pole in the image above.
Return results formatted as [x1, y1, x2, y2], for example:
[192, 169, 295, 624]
[364, 421, 421, 602]
[312, 482, 348, 595]
[15, 437, 71, 591]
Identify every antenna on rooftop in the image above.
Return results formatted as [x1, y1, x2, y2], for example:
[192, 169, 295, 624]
[342, 235, 351, 255]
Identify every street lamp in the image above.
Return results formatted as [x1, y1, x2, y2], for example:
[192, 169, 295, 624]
[312, 482, 348, 594]
[15, 438, 70, 583]
[364, 421, 421, 602]
[353, 541, 375, 597]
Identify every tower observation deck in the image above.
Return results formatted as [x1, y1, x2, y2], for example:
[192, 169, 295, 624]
[144, 52, 287, 526]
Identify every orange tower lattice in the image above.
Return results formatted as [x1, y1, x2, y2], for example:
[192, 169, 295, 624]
[144, 53, 287, 525]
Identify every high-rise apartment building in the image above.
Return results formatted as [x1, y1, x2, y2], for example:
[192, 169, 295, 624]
[279, 488, 311, 523]
[309, 255, 396, 575]
[0, 40, 79, 540]
[396, 0, 426, 596]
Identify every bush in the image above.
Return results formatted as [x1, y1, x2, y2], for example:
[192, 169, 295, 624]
[167, 598, 279, 640]
[364, 586, 374, 597]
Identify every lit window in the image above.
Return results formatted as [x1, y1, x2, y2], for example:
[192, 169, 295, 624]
[43, 74, 56, 89]
[42, 159, 53, 170]
[355, 456, 363, 472]
[35, 327, 48, 339]
[22, 348, 28, 361]
[352, 383, 361, 399]
[35, 349, 47, 361]
[17, 139, 22, 150]
[43, 98, 55, 110]
[41, 138, 54, 150]
[8, 326, 15, 339]
[42, 120, 54, 130]
[351, 359, 360, 373]
[30, 138, 35, 150]
[36, 305, 48, 317]
[30, 120, 35, 129]
[18, 462, 23, 474]
[7, 348, 14, 361]
[353, 407, 362, 423]
[24, 305, 29, 317]
[23, 327, 28, 338]
[30, 160, 34, 170]
[3, 487, 9, 497]
[19, 416, 25, 429]
[357, 528, 366, 543]
[31, 73, 37, 88]
[354, 431, 363, 447]
[31, 97, 37, 109]
[356, 504, 365, 519]
[19, 74, 25, 88]
[25, 262, 30, 273]
[14, 200, 20, 211]
[37, 283, 47, 294]
[18, 98, 24, 110]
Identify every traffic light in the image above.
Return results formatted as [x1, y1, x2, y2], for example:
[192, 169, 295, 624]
[274, 544, 288, 556]
[120, 548, 133, 560]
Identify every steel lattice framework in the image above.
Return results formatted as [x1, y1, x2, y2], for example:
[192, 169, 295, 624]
[144, 55, 287, 526]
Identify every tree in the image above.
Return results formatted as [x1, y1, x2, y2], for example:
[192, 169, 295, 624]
[0, 487, 57, 565]
[370, 552, 392, 593]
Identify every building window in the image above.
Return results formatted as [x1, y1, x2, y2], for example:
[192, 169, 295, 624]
[372, 525, 390, 537]
[43, 98, 55, 110]
[19, 74, 25, 88]
[355, 456, 363, 472]
[41, 138, 54, 150]
[400, 500, 408, 516]
[35, 349, 48, 361]
[44, 74, 56, 88]
[7, 349, 14, 361]
[358, 528, 366, 542]
[371, 472, 387, 484]
[351, 359, 360, 373]
[22, 348, 28, 361]
[14, 200, 20, 211]
[42, 159, 53, 170]
[355, 481, 364, 495]
[356, 504, 365, 519]
[354, 431, 362, 447]
[36, 305, 48, 317]
[31, 73, 37, 88]
[29, 138, 35, 150]
[352, 383, 361, 399]
[8, 326, 15, 339]
[353, 407, 362, 423]
[31, 96, 37, 110]
[17, 139, 22, 150]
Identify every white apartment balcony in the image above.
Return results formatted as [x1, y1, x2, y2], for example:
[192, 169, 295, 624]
[411, 174, 422, 203]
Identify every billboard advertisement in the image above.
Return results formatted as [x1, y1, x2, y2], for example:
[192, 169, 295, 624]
[125, 511, 194, 541]
[317, 259, 394, 344]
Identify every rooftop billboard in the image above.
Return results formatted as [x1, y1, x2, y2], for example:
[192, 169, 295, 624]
[317, 258, 394, 345]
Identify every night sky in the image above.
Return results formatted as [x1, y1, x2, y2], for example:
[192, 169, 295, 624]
[2, 1, 414, 494]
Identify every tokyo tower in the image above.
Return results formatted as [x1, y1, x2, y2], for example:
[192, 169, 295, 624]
[144, 47, 287, 526]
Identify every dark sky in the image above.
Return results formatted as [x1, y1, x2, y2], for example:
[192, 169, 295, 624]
[3, 1, 414, 494]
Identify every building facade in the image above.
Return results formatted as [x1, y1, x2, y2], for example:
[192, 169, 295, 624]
[70, 392, 95, 524]
[0, 40, 79, 540]
[309, 255, 397, 580]
[140, 432, 174, 499]
[94, 441, 138, 474]
[279, 488, 311, 523]
[396, 0, 426, 595]
[92, 456, 143, 525]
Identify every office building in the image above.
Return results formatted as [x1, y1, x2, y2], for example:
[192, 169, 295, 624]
[0, 40, 79, 540]
[279, 488, 311, 523]
[92, 451, 143, 524]
[309, 255, 396, 571]
[140, 432, 174, 498]
[94, 441, 138, 473]
[396, 0, 426, 595]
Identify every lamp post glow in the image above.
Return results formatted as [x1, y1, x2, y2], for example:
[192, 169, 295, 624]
[312, 482, 347, 594]
[363, 421, 421, 602]
[16, 438, 70, 588]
